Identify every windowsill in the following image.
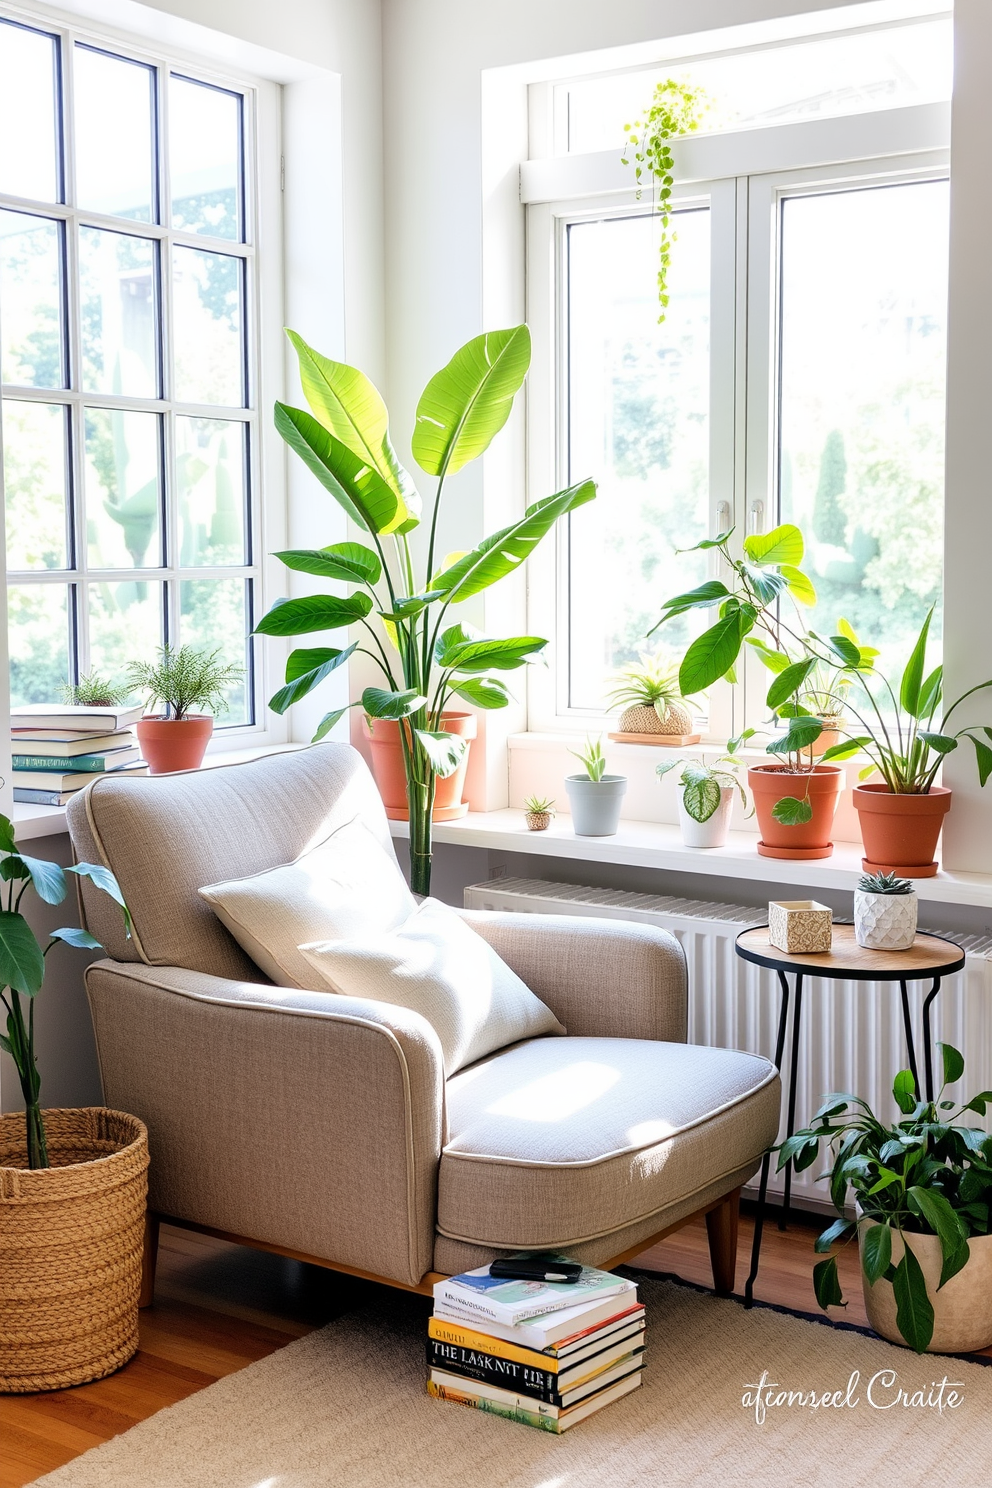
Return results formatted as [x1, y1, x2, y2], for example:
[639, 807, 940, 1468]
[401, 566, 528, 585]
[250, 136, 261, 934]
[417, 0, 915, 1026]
[388, 809, 992, 910]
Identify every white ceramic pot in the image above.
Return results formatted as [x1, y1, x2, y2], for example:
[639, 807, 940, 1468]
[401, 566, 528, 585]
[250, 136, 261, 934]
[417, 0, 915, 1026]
[859, 1216, 992, 1352]
[677, 785, 734, 848]
[564, 775, 627, 836]
[854, 889, 918, 950]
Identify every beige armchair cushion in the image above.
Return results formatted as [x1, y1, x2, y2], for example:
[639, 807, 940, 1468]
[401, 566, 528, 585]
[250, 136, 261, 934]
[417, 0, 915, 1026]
[199, 816, 416, 988]
[438, 1036, 780, 1249]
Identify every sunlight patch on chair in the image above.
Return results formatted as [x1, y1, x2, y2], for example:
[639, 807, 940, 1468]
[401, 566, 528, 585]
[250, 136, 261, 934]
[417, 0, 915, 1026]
[248, 1478, 281, 1488]
[486, 1061, 620, 1120]
[626, 1118, 677, 1146]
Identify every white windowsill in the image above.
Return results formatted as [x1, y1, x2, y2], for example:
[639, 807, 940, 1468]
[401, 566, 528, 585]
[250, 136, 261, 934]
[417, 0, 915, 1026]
[388, 810, 992, 910]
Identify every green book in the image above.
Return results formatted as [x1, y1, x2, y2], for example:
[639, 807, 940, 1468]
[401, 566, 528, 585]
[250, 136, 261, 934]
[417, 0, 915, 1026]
[12, 748, 139, 772]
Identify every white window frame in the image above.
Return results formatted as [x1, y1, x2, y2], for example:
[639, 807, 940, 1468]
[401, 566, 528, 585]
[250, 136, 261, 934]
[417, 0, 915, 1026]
[524, 103, 949, 742]
[0, 1, 287, 745]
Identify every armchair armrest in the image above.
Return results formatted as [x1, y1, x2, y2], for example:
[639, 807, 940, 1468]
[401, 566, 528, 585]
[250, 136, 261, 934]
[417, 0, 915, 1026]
[460, 911, 687, 1043]
[84, 960, 445, 1287]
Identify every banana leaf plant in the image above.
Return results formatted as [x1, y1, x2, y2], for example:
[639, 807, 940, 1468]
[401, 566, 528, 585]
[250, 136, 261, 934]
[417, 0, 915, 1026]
[258, 327, 596, 895]
[652, 524, 992, 823]
[0, 813, 130, 1169]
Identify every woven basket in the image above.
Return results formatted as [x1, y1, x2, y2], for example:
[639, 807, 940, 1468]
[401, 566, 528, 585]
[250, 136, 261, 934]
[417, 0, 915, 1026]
[0, 1107, 149, 1393]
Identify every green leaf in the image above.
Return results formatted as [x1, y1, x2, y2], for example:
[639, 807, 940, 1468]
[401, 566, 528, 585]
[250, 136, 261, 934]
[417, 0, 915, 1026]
[814, 1218, 854, 1253]
[744, 636, 790, 674]
[255, 592, 372, 637]
[679, 610, 749, 696]
[813, 1256, 845, 1309]
[0, 815, 17, 854]
[771, 795, 813, 825]
[49, 926, 102, 951]
[828, 634, 862, 668]
[450, 677, 511, 709]
[682, 774, 722, 823]
[66, 863, 129, 928]
[0, 856, 29, 882]
[0, 911, 45, 996]
[429, 480, 596, 603]
[919, 731, 957, 756]
[780, 564, 817, 606]
[678, 529, 734, 552]
[766, 658, 816, 711]
[892, 1244, 934, 1352]
[918, 665, 942, 720]
[819, 737, 872, 762]
[273, 542, 381, 585]
[907, 1185, 968, 1286]
[411, 326, 531, 477]
[742, 563, 788, 607]
[16, 855, 68, 905]
[900, 607, 934, 719]
[268, 643, 357, 715]
[285, 330, 420, 525]
[766, 716, 823, 754]
[966, 734, 992, 787]
[893, 1067, 917, 1115]
[742, 523, 804, 567]
[415, 729, 468, 779]
[939, 1042, 965, 1087]
[658, 580, 730, 618]
[861, 1222, 892, 1285]
[274, 402, 413, 536]
[938, 1240, 971, 1290]
[362, 687, 427, 720]
[312, 707, 351, 742]
[435, 634, 547, 673]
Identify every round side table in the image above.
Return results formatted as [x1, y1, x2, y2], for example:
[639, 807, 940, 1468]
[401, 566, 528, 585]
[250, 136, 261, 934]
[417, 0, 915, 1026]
[734, 923, 965, 1306]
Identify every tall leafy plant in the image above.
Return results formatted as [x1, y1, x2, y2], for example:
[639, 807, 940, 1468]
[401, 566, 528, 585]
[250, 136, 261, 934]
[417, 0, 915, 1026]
[259, 327, 596, 894]
[0, 814, 130, 1169]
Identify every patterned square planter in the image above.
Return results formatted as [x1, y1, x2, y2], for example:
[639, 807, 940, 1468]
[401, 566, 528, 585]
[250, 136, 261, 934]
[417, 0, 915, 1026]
[768, 900, 833, 954]
[854, 889, 918, 950]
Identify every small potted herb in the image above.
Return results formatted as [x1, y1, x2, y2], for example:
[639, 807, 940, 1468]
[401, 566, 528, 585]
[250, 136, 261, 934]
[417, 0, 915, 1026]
[127, 644, 244, 774]
[606, 650, 697, 740]
[565, 737, 626, 837]
[780, 1045, 992, 1353]
[655, 754, 748, 848]
[854, 870, 918, 951]
[524, 795, 556, 832]
[61, 671, 133, 708]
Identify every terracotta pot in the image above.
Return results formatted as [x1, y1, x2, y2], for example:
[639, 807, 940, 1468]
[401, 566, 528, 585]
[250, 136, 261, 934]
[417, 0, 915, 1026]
[366, 711, 477, 821]
[748, 763, 843, 860]
[859, 1215, 992, 1353]
[808, 715, 843, 759]
[136, 715, 213, 774]
[853, 783, 952, 879]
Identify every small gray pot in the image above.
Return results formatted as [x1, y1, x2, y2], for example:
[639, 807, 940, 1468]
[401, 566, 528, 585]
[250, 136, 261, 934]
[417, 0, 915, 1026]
[565, 774, 627, 836]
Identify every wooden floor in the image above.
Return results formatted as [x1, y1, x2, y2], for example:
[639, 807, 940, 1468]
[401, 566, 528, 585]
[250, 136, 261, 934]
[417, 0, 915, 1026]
[0, 1205, 980, 1486]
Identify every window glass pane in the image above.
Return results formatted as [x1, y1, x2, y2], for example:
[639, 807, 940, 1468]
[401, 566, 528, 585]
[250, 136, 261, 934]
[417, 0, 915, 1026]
[79, 226, 158, 397]
[0, 210, 64, 387]
[172, 246, 244, 406]
[565, 19, 953, 153]
[7, 582, 70, 705]
[176, 416, 246, 564]
[88, 577, 163, 682]
[565, 208, 710, 710]
[778, 181, 949, 683]
[74, 45, 155, 222]
[0, 22, 59, 202]
[3, 401, 68, 570]
[179, 577, 250, 724]
[169, 76, 242, 241]
[84, 409, 161, 568]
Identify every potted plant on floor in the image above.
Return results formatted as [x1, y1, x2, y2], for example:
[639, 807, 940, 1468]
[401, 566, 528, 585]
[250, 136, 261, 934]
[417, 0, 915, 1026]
[655, 753, 748, 848]
[606, 650, 699, 743]
[0, 816, 143, 1392]
[780, 1045, 992, 1353]
[128, 644, 245, 774]
[256, 326, 596, 895]
[565, 737, 626, 836]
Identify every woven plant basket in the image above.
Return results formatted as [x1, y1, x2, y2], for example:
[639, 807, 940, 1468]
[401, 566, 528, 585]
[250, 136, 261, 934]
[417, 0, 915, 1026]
[0, 1107, 149, 1393]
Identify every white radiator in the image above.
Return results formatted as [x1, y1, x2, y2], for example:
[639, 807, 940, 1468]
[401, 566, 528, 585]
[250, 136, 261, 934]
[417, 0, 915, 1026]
[464, 877, 992, 1214]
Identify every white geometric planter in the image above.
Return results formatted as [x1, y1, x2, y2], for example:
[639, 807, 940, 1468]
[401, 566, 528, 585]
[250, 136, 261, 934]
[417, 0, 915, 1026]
[854, 889, 918, 951]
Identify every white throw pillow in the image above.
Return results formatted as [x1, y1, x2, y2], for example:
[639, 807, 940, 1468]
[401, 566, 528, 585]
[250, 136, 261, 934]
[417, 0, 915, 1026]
[298, 897, 564, 1075]
[198, 817, 416, 988]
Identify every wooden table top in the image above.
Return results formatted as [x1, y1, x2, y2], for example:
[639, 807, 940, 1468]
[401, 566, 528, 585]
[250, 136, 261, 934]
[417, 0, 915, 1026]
[735, 923, 965, 981]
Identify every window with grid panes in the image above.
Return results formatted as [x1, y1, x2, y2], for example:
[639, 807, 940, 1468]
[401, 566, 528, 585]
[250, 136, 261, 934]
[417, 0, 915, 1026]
[0, 14, 257, 724]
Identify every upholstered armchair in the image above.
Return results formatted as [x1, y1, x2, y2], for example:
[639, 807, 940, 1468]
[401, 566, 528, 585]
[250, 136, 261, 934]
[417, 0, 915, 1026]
[66, 746, 781, 1300]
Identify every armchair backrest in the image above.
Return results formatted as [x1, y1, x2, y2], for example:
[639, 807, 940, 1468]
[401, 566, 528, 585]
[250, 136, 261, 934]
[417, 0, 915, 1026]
[66, 745, 399, 981]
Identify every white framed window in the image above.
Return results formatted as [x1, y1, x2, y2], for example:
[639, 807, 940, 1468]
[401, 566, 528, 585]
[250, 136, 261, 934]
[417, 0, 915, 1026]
[0, 6, 281, 732]
[524, 12, 951, 742]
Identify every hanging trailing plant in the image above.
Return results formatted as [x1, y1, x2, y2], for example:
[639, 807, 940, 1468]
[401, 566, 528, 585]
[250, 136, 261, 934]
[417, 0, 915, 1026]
[622, 79, 709, 321]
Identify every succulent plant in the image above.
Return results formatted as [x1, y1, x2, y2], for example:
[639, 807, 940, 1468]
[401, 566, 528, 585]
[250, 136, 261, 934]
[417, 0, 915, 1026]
[568, 736, 607, 782]
[524, 795, 556, 831]
[606, 650, 694, 736]
[857, 870, 914, 895]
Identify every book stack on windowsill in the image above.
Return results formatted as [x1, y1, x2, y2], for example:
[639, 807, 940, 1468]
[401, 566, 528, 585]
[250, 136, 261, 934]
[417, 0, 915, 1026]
[11, 703, 149, 806]
[428, 1262, 644, 1432]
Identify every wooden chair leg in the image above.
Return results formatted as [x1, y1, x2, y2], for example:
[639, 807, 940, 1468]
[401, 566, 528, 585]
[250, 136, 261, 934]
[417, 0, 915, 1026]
[705, 1188, 741, 1297]
[139, 1212, 160, 1309]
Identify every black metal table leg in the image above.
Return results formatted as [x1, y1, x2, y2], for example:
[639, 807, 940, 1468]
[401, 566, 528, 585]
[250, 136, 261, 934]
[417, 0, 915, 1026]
[744, 970, 791, 1307]
[779, 974, 804, 1231]
[898, 979, 920, 1095]
[922, 976, 942, 1101]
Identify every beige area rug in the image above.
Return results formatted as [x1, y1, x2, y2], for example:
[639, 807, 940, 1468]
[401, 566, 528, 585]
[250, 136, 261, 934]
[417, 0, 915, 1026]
[33, 1277, 992, 1488]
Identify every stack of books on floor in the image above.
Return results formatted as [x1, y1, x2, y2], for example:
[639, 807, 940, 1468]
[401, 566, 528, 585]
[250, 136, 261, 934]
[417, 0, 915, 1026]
[11, 703, 148, 806]
[428, 1261, 644, 1432]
